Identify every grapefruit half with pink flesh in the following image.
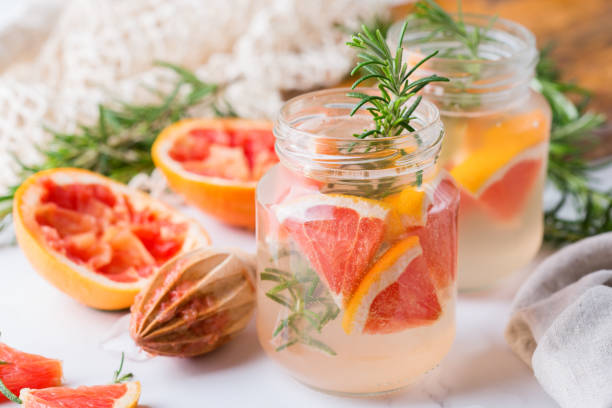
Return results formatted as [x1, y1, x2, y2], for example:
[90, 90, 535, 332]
[153, 118, 277, 228]
[343, 236, 442, 335]
[0, 343, 62, 402]
[20, 382, 140, 408]
[274, 194, 389, 306]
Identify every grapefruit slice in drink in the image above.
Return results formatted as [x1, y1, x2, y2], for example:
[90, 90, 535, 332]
[273, 193, 389, 306]
[19, 382, 140, 408]
[13, 168, 210, 310]
[384, 173, 459, 290]
[152, 118, 277, 228]
[0, 343, 62, 402]
[343, 236, 442, 335]
[451, 110, 549, 221]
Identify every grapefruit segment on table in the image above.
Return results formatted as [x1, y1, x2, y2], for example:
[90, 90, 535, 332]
[13, 168, 210, 310]
[451, 110, 549, 221]
[0, 343, 62, 402]
[20, 382, 140, 408]
[152, 118, 277, 228]
[342, 236, 442, 335]
[273, 194, 389, 306]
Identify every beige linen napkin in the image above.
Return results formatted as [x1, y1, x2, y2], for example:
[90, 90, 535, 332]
[506, 232, 612, 408]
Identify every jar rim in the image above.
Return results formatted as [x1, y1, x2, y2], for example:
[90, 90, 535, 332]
[388, 14, 538, 114]
[274, 87, 444, 183]
[390, 13, 537, 66]
[276, 87, 441, 144]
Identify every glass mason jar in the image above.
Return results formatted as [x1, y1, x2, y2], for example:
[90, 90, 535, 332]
[255, 88, 459, 395]
[389, 15, 551, 291]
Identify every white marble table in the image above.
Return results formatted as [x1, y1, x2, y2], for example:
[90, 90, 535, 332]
[0, 205, 560, 408]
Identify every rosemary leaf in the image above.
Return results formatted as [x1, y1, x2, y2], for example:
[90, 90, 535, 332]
[0, 378, 22, 404]
[264, 249, 339, 355]
[347, 21, 448, 140]
[112, 352, 134, 384]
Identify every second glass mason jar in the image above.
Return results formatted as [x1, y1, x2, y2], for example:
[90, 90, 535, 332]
[389, 15, 551, 291]
[256, 89, 459, 395]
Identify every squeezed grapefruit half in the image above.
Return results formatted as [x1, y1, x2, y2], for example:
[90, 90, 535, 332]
[20, 382, 140, 408]
[153, 118, 277, 229]
[0, 343, 62, 402]
[13, 168, 210, 310]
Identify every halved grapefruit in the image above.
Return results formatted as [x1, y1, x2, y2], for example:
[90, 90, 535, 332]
[343, 236, 442, 335]
[273, 193, 389, 306]
[20, 382, 140, 408]
[0, 343, 62, 402]
[152, 118, 277, 229]
[13, 168, 210, 310]
[451, 110, 549, 221]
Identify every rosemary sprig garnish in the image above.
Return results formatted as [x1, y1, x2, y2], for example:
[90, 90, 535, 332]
[0, 62, 227, 228]
[346, 21, 448, 139]
[111, 352, 134, 384]
[262, 253, 339, 356]
[410, 0, 496, 59]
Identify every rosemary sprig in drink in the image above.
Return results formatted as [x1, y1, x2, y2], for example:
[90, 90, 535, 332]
[346, 21, 448, 139]
[262, 251, 339, 356]
[410, 0, 496, 59]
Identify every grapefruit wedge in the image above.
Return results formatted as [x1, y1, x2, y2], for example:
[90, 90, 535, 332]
[273, 194, 389, 306]
[343, 236, 442, 335]
[451, 110, 549, 221]
[20, 382, 140, 408]
[13, 168, 210, 310]
[0, 343, 62, 402]
[152, 118, 277, 229]
[384, 173, 459, 290]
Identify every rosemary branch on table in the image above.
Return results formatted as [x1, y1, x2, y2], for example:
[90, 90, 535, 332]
[534, 47, 610, 245]
[262, 250, 339, 356]
[112, 352, 134, 384]
[0, 62, 228, 226]
[404, 1, 610, 245]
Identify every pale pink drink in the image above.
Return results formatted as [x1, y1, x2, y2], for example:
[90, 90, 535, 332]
[255, 89, 459, 395]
